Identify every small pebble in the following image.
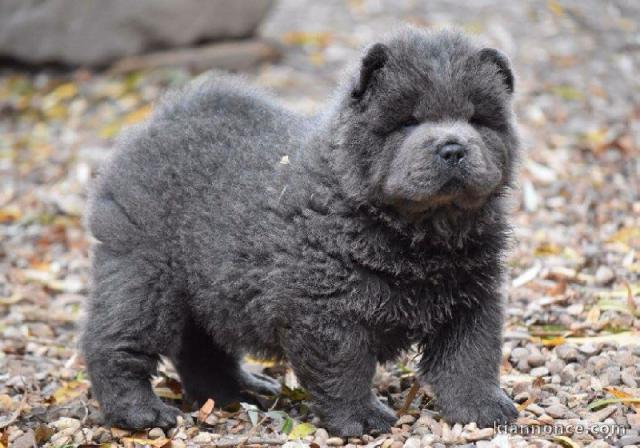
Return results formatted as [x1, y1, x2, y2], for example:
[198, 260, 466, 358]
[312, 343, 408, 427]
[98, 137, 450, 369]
[403, 437, 421, 448]
[547, 358, 565, 375]
[283, 443, 300, 448]
[586, 441, 611, 448]
[73, 428, 93, 444]
[314, 428, 329, 444]
[594, 265, 615, 285]
[527, 404, 545, 416]
[51, 417, 81, 432]
[560, 365, 577, 384]
[587, 405, 616, 423]
[545, 404, 567, 419]
[537, 414, 554, 424]
[555, 345, 579, 361]
[396, 414, 416, 426]
[327, 436, 345, 446]
[148, 428, 165, 439]
[511, 347, 529, 359]
[514, 392, 529, 403]
[616, 435, 640, 446]
[413, 426, 431, 436]
[617, 350, 636, 367]
[49, 432, 72, 446]
[578, 343, 599, 356]
[11, 432, 36, 448]
[192, 432, 212, 443]
[94, 428, 112, 443]
[421, 435, 435, 445]
[530, 367, 549, 377]
[628, 413, 640, 427]
[621, 370, 638, 388]
[590, 355, 609, 373]
[512, 381, 530, 395]
[517, 358, 530, 373]
[415, 415, 434, 427]
[527, 352, 545, 367]
[606, 366, 621, 386]
[466, 428, 494, 441]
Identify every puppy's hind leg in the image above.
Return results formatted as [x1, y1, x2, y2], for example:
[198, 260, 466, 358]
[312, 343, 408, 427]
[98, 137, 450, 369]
[172, 323, 280, 408]
[81, 246, 183, 429]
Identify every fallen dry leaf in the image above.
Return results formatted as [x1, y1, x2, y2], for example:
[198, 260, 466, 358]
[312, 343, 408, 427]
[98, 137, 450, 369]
[50, 380, 89, 404]
[554, 435, 580, 448]
[603, 387, 640, 411]
[197, 398, 215, 423]
[567, 331, 639, 346]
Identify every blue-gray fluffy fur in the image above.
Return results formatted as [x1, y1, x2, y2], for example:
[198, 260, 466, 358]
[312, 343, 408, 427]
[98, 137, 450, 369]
[81, 27, 520, 435]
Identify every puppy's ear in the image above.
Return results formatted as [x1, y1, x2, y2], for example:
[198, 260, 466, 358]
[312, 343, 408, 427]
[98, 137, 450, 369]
[478, 48, 514, 94]
[351, 43, 389, 99]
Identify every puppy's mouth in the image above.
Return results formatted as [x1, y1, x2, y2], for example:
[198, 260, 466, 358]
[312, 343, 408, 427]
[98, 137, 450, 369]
[383, 161, 502, 219]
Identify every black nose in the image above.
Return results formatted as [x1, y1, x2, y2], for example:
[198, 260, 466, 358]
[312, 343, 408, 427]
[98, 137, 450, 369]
[437, 142, 467, 165]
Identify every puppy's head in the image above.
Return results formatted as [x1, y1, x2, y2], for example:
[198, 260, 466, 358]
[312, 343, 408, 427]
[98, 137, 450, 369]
[331, 28, 519, 218]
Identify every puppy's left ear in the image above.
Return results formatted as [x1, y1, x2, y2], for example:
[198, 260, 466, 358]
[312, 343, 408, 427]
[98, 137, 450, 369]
[351, 43, 389, 99]
[478, 48, 514, 94]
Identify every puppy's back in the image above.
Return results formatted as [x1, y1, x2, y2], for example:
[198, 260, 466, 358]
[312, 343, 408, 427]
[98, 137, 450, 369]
[87, 75, 304, 253]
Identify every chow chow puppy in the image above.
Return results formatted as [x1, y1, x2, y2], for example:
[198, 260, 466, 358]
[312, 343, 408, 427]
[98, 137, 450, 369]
[82, 27, 520, 436]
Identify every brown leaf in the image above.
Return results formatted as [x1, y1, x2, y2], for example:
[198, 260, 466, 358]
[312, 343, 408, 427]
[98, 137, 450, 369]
[604, 386, 640, 411]
[397, 378, 420, 417]
[198, 398, 215, 423]
[34, 424, 54, 444]
[517, 396, 534, 412]
[50, 380, 89, 404]
[0, 207, 20, 223]
[586, 306, 601, 324]
[554, 435, 580, 448]
[282, 31, 332, 48]
[624, 280, 638, 314]
[123, 104, 152, 126]
[110, 427, 131, 439]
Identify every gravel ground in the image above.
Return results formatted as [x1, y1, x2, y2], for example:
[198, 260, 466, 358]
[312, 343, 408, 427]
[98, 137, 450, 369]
[1, 1, 639, 447]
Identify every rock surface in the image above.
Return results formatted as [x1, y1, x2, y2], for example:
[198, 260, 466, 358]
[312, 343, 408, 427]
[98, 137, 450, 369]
[0, 0, 273, 66]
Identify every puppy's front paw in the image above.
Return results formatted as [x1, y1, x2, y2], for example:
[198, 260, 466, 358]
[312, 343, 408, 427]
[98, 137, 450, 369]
[438, 386, 518, 428]
[105, 398, 182, 430]
[322, 397, 397, 437]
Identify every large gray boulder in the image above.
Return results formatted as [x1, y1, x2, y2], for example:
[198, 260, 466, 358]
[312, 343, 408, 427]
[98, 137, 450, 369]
[0, 0, 274, 66]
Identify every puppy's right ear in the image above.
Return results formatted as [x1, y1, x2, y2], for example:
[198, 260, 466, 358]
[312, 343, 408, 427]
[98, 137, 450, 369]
[351, 43, 389, 99]
[478, 48, 514, 94]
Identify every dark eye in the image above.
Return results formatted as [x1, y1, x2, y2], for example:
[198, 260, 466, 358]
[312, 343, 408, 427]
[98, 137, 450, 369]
[469, 115, 488, 127]
[400, 116, 420, 128]
[470, 114, 507, 132]
[470, 114, 501, 129]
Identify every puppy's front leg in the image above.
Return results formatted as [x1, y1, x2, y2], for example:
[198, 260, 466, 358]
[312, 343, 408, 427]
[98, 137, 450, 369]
[280, 319, 396, 436]
[419, 297, 518, 427]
